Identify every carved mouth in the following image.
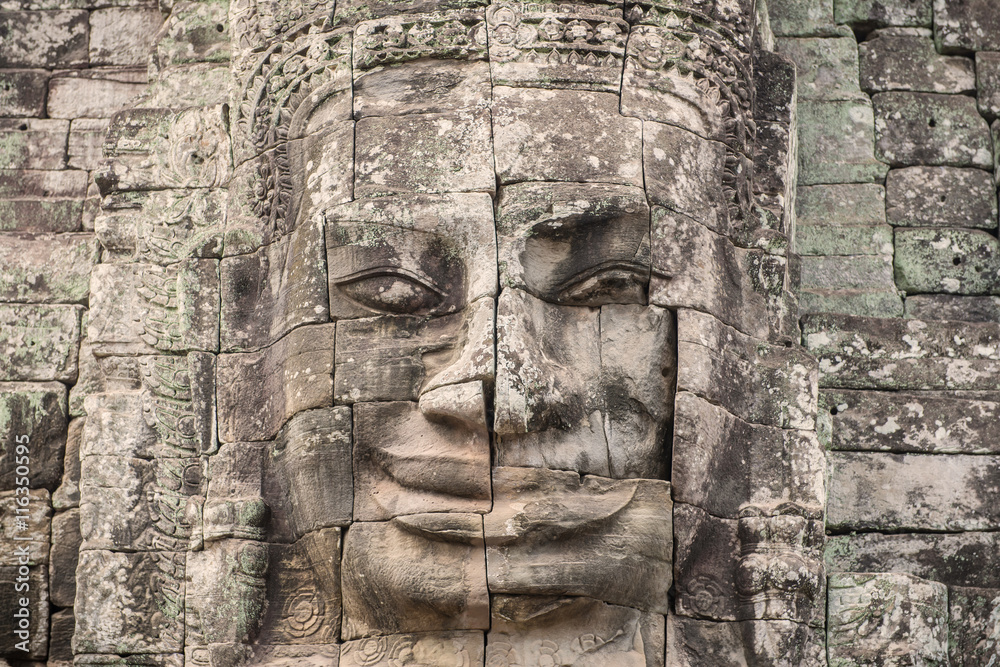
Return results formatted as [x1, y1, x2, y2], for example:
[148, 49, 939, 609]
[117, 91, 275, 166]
[375, 439, 491, 499]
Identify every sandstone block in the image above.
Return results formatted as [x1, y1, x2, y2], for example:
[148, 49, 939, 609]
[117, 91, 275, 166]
[0, 10, 88, 67]
[485, 466, 672, 613]
[48, 507, 79, 607]
[139, 352, 217, 457]
[0, 233, 97, 304]
[89, 8, 162, 66]
[220, 219, 328, 353]
[488, 596, 664, 667]
[798, 285, 904, 318]
[677, 308, 817, 430]
[238, 645, 339, 666]
[796, 99, 888, 184]
[74, 655, 183, 667]
[52, 416, 82, 508]
[673, 503, 739, 621]
[47, 71, 146, 119]
[143, 63, 231, 109]
[822, 389, 1000, 454]
[801, 253, 896, 290]
[672, 392, 824, 518]
[934, 0, 1000, 52]
[886, 166, 997, 228]
[341, 631, 483, 667]
[74, 550, 184, 654]
[217, 323, 335, 442]
[796, 224, 892, 255]
[287, 120, 356, 226]
[492, 86, 642, 186]
[341, 514, 488, 639]
[949, 586, 1000, 665]
[904, 294, 1000, 321]
[977, 51, 1000, 121]
[860, 30, 974, 94]
[0, 169, 86, 233]
[153, 0, 230, 68]
[89, 260, 220, 355]
[894, 227, 1000, 295]
[826, 531, 1000, 588]
[776, 36, 865, 101]
[767, 0, 837, 36]
[68, 118, 111, 170]
[351, 11, 487, 71]
[0, 565, 47, 659]
[873, 92, 992, 168]
[49, 608, 74, 662]
[0, 118, 67, 169]
[265, 407, 353, 540]
[828, 451, 1000, 531]
[795, 183, 886, 226]
[665, 616, 746, 667]
[834, 0, 931, 27]
[185, 539, 267, 648]
[754, 51, 798, 125]
[827, 572, 947, 666]
[0, 304, 83, 382]
[0, 489, 50, 566]
[487, 2, 625, 92]
[354, 59, 490, 118]
[803, 313, 1000, 390]
[0, 69, 48, 116]
[0, 383, 66, 492]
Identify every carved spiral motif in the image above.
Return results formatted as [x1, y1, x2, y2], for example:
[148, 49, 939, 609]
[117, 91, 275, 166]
[354, 637, 389, 664]
[284, 589, 323, 637]
[686, 575, 726, 616]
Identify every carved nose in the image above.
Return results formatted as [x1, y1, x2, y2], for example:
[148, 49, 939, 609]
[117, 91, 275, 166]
[418, 381, 487, 429]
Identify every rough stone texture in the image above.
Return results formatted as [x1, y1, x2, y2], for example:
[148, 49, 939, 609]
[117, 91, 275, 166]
[0, 233, 97, 304]
[0, 169, 87, 233]
[354, 59, 490, 118]
[796, 183, 886, 226]
[776, 36, 865, 101]
[799, 254, 903, 318]
[89, 8, 163, 66]
[0, 10, 89, 68]
[47, 69, 147, 119]
[0, 489, 50, 566]
[827, 573, 948, 666]
[0, 69, 48, 116]
[0, 382, 66, 490]
[821, 389, 1000, 454]
[69, 118, 112, 170]
[886, 166, 997, 229]
[803, 313, 1000, 390]
[948, 586, 1000, 665]
[872, 92, 993, 168]
[341, 514, 489, 639]
[0, 304, 83, 382]
[894, 227, 1000, 295]
[0, 565, 48, 659]
[904, 294, 1000, 322]
[859, 30, 975, 94]
[341, 631, 483, 667]
[834, 0, 931, 28]
[0, 118, 68, 169]
[977, 51, 1000, 121]
[767, 0, 837, 36]
[827, 451, 1000, 531]
[49, 507, 80, 607]
[934, 0, 1000, 52]
[797, 99, 888, 184]
[796, 224, 892, 256]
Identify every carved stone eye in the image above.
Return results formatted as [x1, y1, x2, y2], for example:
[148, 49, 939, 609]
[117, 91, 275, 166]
[336, 268, 446, 315]
[555, 261, 649, 305]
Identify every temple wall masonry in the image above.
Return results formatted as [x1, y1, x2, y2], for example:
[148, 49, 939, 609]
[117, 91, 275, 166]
[0, 0, 998, 664]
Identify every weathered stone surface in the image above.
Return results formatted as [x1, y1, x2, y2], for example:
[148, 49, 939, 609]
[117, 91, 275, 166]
[485, 467, 672, 613]
[492, 86, 643, 186]
[142, 63, 231, 109]
[354, 58, 489, 118]
[834, 0, 931, 28]
[0, 118, 68, 169]
[821, 389, 1000, 454]
[0, 69, 48, 116]
[49, 507, 79, 607]
[217, 323, 335, 442]
[265, 407, 353, 540]
[49, 608, 75, 662]
[673, 503, 739, 621]
[754, 51, 798, 125]
[886, 166, 997, 229]
[0, 565, 47, 659]
[140, 351, 217, 457]
[487, 2, 626, 92]
[0, 10, 88, 67]
[797, 99, 888, 185]
[776, 36, 864, 101]
[152, 0, 230, 69]
[0, 382, 66, 490]
[0, 233, 96, 304]
[934, 0, 1000, 52]
[68, 118, 111, 170]
[341, 514, 489, 639]
[353, 397, 489, 520]
[894, 227, 1000, 295]
[0, 489, 50, 566]
[799, 286, 906, 319]
[803, 313, 1000, 390]
[860, 30, 974, 94]
[650, 210, 770, 339]
[355, 109, 492, 197]
[977, 51, 1000, 121]
[827, 573, 947, 666]
[89, 8, 162, 66]
[488, 595, 664, 667]
[0, 304, 83, 382]
[672, 392, 824, 518]
[796, 224, 892, 256]
[89, 260, 221, 355]
[0, 169, 87, 233]
[47, 70, 147, 119]
[767, 0, 838, 36]
[74, 655, 184, 667]
[96, 188, 225, 264]
[948, 586, 1000, 665]
[238, 645, 340, 666]
[677, 309, 816, 430]
[185, 539, 267, 647]
[74, 550, 184, 654]
[796, 183, 886, 227]
[666, 616, 746, 667]
[800, 254, 896, 293]
[826, 531, 1000, 588]
[220, 220, 328, 352]
[495, 289, 674, 478]
[827, 451, 1000, 531]
[873, 92, 993, 168]
[341, 631, 483, 667]
[52, 416, 82, 508]
[905, 294, 1000, 321]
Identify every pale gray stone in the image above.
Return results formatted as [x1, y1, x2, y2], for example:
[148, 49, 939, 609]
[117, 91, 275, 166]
[354, 59, 490, 117]
[0, 11, 88, 68]
[796, 99, 888, 185]
[776, 36, 865, 101]
[795, 183, 886, 226]
[0, 304, 83, 382]
[905, 294, 1000, 322]
[341, 631, 482, 667]
[895, 227, 1000, 295]
[860, 30, 975, 94]
[873, 92, 993, 168]
[0, 233, 97, 304]
[0, 168, 87, 233]
[934, 0, 1000, 52]
[0, 118, 68, 169]
[47, 70, 147, 119]
[152, 0, 230, 69]
[834, 0, 931, 28]
[767, 0, 837, 36]
[886, 166, 997, 229]
[88, 8, 163, 66]
[68, 118, 111, 170]
[0, 489, 50, 566]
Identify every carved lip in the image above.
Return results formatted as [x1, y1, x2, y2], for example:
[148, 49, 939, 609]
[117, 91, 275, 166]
[375, 438, 490, 499]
